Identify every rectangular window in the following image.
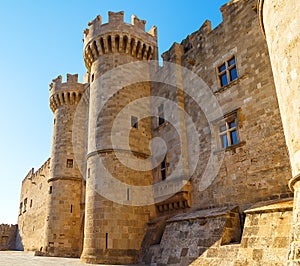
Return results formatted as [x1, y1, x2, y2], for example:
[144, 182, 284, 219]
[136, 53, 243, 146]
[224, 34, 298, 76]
[30, 199, 33, 208]
[19, 202, 23, 215]
[218, 114, 239, 149]
[49, 186, 53, 194]
[161, 157, 167, 180]
[66, 159, 73, 168]
[158, 104, 165, 126]
[217, 56, 238, 87]
[23, 198, 27, 213]
[131, 116, 138, 129]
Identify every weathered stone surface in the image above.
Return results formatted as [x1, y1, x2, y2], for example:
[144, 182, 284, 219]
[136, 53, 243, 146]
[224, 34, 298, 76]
[258, 0, 300, 264]
[189, 199, 292, 266]
[143, 206, 241, 265]
[16, 0, 298, 265]
[18, 160, 50, 252]
[80, 12, 158, 265]
[0, 224, 17, 251]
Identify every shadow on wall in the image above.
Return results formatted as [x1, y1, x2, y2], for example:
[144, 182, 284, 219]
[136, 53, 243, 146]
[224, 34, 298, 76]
[15, 228, 24, 251]
[0, 224, 23, 251]
[141, 206, 243, 265]
[142, 199, 293, 266]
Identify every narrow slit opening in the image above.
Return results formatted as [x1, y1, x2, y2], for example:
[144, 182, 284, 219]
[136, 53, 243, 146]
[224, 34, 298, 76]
[115, 36, 120, 52]
[123, 35, 128, 53]
[100, 38, 105, 54]
[105, 233, 108, 249]
[107, 35, 112, 53]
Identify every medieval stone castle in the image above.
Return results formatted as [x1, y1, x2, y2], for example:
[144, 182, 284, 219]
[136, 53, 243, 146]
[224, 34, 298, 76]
[2, 0, 298, 265]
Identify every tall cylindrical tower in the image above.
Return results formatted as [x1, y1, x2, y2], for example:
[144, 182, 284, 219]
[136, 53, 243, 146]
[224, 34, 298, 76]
[45, 74, 86, 257]
[80, 12, 158, 264]
[258, 0, 300, 264]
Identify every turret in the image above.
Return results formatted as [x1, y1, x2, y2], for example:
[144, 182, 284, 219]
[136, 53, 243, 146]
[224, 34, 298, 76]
[83, 11, 158, 73]
[80, 12, 157, 264]
[49, 74, 84, 113]
[44, 74, 86, 257]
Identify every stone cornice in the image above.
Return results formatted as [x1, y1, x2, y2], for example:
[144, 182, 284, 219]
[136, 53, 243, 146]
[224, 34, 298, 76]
[48, 177, 82, 183]
[87, 149, 150, 160]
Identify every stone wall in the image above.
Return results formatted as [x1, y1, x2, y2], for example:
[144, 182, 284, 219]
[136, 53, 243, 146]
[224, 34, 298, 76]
[175, 0, 291, 210]
[142, 0, 294, 264]
[151, 44, 194, 215]
[259, 0, 300, 180]
[16, 0, 297, 264]
[0, 224, 17, 250]
[258, 0, 300, 263]
[191, 199, 293, 266]
[142, 206, 242, 265]
[18, 159, 50, 252]
[150, 0, 292, 217]
[143, 199, 292, 266]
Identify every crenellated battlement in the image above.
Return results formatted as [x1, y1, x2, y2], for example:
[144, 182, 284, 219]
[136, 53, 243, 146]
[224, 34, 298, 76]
[0, 224, 17, 230]
[131, 14, 146, 31]
[161, 0, 256, 64]
[23, 168, 34, 182]
[109, 11, 124, 25]
[83, 11, 158, 71]
[220, 0, 254, 21]
[83, 11, 157, 43]
[49, 74, 86, 112]
[49, 74, 80, 91]
[22, 158, 50, 184]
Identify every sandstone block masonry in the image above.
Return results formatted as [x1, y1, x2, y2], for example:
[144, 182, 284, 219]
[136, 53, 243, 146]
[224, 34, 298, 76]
[0, 224, 17, 251]
[15, 0, 299, 265]
[258, 0, 300, 264]
[18, 159, 50, 252]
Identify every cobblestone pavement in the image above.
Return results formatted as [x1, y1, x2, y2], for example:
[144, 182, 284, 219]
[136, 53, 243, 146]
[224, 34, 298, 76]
[0, 251, 144, 266]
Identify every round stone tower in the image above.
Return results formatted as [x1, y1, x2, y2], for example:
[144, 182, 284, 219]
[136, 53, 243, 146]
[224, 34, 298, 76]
[80, 12, 158, 264]
[45, 74, 85, 257]
[258, 0, 300, 264]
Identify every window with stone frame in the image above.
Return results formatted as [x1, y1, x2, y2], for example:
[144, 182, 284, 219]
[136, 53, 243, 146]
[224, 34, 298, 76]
[217, 55, 238, 87]
[66, 159, 73, 168]
[218, 112, 239, 149]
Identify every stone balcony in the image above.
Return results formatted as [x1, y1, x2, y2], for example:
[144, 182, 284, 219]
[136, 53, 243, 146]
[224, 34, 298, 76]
[153, 177, 191, 213]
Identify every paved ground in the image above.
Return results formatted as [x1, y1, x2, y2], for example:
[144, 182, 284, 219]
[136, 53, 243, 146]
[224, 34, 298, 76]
[0, 251, 145, 266]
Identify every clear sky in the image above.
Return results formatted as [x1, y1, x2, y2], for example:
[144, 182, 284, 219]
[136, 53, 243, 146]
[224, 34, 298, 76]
[0, 0, 227, 224]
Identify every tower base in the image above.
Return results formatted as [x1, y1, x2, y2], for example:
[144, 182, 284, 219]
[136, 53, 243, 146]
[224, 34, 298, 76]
[80, 249, 139, 265]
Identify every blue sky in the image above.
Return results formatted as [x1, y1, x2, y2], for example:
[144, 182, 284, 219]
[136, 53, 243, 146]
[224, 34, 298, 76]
[0, 0, 227, 224]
